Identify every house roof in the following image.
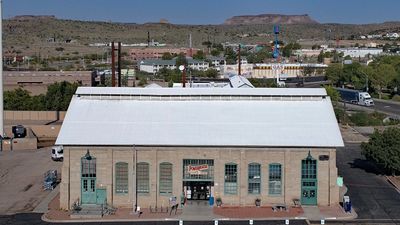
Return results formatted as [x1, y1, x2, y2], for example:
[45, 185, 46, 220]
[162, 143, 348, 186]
[56, 87, 344, 148]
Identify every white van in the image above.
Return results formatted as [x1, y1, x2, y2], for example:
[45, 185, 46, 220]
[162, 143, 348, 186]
[51, 145, 64, 161]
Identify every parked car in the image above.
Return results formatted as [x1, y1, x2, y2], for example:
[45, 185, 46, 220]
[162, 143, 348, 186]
[51, 145, 64, 161]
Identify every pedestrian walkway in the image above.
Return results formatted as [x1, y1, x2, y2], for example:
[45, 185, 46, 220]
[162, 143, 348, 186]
[43, 193, 357, 223]
[33, 185, 59, 213]
[302, 206, 322, 220]
[179, 200, 215, 221]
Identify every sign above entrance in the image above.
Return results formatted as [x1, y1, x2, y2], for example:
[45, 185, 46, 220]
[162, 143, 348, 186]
[188, 164, 209, 175]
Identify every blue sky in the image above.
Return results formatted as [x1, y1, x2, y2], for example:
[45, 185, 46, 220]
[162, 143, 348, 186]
[4, 0, 400, 24]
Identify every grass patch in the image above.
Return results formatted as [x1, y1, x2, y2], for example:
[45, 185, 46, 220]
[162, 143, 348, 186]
[348, 111, 399, 126]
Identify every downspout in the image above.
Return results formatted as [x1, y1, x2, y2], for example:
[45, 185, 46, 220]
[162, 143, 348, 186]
[155, 150, 158, 207]
[68, 147, 71, 208]
[134, 145, 138, 211]
[111, 149, 114, 205]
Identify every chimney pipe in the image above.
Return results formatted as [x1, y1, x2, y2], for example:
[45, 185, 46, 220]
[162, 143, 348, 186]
[147, 31, 150, 47]
[238, 44, 241, 76]
[111, 42, 116, 87]
[118, 42, 122, 87]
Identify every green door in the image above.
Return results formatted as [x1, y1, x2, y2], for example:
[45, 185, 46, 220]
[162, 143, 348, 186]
[82, 178, 96, 204]
[301, 152, 317, 205]
[96, 188, 107, 205]
[81, 153, 97, 204]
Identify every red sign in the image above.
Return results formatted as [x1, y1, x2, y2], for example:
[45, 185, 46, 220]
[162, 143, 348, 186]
[188, 164, 209, 174]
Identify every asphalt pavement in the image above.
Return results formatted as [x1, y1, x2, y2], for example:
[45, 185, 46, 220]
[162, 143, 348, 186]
[336, 143, 400, 220]
[373, 99, 400, 116]
[0, 213, 308, 225]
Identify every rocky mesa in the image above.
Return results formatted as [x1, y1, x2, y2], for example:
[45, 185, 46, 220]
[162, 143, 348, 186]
[224, 14, 319, 25]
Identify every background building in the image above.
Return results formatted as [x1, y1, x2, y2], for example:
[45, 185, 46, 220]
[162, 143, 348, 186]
[129, 48, 199, 61]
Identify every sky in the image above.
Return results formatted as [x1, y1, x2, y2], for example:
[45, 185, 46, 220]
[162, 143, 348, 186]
[4, 0, 400, 25]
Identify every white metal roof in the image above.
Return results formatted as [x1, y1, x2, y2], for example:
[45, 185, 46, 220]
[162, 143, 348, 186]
[75, 87, 327, 96]
[56, 87, 343, 147]
[229, 75, 255, 88]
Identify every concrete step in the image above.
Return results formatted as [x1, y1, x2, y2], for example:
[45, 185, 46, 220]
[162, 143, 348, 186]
[70, 205, 103, 219]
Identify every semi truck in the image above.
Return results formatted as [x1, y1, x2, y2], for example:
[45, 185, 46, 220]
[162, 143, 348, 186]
[335, 88, 374, 106]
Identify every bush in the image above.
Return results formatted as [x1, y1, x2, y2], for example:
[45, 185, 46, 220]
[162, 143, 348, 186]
[392, 95, 400, 102]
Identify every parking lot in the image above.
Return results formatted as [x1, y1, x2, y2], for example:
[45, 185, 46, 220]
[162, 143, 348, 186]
[337, 143, 400, 220]
[0, 148, 61, 214]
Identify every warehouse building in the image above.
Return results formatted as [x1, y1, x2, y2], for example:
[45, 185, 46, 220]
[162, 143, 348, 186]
[56, 87, 344, 210]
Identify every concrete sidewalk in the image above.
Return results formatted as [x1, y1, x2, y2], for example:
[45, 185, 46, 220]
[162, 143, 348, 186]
[43, 194, 357, 223]
[33, 185, 60, 213]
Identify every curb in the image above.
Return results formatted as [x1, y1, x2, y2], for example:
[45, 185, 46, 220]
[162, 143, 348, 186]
[386, 176, 400, 192]
[42, 213, 357, 223]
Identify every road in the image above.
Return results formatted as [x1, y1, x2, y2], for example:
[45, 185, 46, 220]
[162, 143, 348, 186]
[373, 99, 400, 116]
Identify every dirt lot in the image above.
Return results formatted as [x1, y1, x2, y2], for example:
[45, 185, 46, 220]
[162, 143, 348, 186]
[0, 147, 61, 214]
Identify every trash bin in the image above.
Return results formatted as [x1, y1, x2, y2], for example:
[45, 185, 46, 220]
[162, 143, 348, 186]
[209, 196, 214, 206]
[343, 196, 351, 213]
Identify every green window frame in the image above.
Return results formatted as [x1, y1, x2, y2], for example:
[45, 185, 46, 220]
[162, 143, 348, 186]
[137, 162, 150, 194]
[159, 162, 173, 195]
[115, 162, 128, 194]
[224, 163, 238, 195]
[81, 157, 96, 178]
[302, 158, 317, 179]
[248, 163, 261, 194]
[269, 163, 282, 195]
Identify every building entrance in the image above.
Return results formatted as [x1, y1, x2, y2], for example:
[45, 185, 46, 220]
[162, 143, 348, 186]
[182, 159, 214, 201]
[301, 152, 318, 205]
[183, 181, 213, 200]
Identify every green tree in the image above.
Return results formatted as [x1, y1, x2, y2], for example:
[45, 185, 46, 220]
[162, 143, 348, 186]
[210, 49, 220, 57]
[204, 68, 218, 78]
[361, 127, 400, 175]
[193, 50, 206, 60]
[162, 52, 173, 60]
[4, 88, 35, 110]
[326, 63, 344, 86]
[44, 81, 79, 111]
[175, 53, 187, 67]
[370, 64, 397, 98]
[324, 85, 341, 106]
[224, 47, 237, 65]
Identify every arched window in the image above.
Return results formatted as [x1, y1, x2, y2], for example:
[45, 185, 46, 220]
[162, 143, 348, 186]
[268, 163, 282, 195]
[159, 162, 173, 195]
[248, 163, 261, 194]
[115, 162, 128, 194]
[137, 162, 150, 194]
[224, 163, 238, 195]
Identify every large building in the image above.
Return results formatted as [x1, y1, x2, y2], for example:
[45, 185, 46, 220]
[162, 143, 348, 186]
[129, 48, 199, 61]
[253, 63, 328, 79]
[4, 71, 93, 95]
[138, 58, 209, 74]
[335, 48, 383, 58]
[57, 87, 344, 210]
